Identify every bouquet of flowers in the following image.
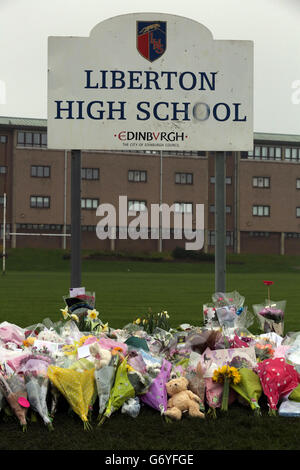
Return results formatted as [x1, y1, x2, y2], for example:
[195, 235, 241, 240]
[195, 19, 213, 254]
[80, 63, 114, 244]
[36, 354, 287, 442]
[203, 304, 218, 329]
[253, 281, 286, 336]
[205, 377, 236, 418]
[140, 358, 172, 416]
[132, 309, 171, 335]
[92, 351, 119, 421]
[185, 356, 206, 413]
[230, 367, 262, 416]
[24, 371, 53, 430]
[0, 372, 28, 431]
[256, 357, 300, 415]
[0, 322, 25, 348]
[212, 365, 241, 412]
[63, 291, 97, 332]
[47, 365, 96, 430]
[211, 291, 254, 331]
[99, 357, 136, 425]
[254, 341, 275, 362]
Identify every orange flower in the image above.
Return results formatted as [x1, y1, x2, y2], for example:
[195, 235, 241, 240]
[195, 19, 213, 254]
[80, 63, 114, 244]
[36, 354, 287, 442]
[23, 337, 36, 348]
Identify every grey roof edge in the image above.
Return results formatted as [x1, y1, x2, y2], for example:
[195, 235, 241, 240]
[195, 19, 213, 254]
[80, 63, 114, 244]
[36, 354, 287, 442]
[0, 116, 300, 143]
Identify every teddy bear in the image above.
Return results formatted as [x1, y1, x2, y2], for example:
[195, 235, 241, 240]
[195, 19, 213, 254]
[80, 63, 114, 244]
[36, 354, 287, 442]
[165, 376, 205, 420]
[89, 342, 112, 369]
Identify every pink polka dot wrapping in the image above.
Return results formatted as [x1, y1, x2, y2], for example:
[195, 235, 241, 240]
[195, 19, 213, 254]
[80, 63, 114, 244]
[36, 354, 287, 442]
[256, 358, 300, 410]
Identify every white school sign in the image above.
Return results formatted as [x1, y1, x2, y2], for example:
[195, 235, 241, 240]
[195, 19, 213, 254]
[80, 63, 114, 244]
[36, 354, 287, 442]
[47, 13, 253, 151]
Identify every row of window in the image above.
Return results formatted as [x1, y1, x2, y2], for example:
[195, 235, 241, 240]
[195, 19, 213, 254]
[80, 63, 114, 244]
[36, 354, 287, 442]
[0, 164, 197, 186]
[4, 167, 300, 191]
[4, 197, 300, 219]
[253, 177, 300, 189]
[252, 206, 300, 217]
[12, 132, 300, 162]
[242, 145, 300, 162]
[17, 132, 47, 148]
[248, 232, 300, 239]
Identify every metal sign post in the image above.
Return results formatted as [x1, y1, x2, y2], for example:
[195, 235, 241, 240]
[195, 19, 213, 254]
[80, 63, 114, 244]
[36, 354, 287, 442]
[70, 150, 81, 288]
[215, 152, 226, 292]
[2, 192, 6, 275]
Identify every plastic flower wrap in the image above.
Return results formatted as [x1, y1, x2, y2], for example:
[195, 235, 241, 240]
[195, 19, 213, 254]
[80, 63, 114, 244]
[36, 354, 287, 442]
[230, 367, 263, 416]
[140, 358, 172, 415]
[100, 357, 136, 424]
[24, 371, 53, 430]
[93, 353, 119, 420]
[253, 281, 285, 336]
[253, 300, 286, 336]
[203, 304, 218, 328]
[47, 366, 96, 430]
[212, 365, 241, 412]
[210, 291, 254, 331]
[212, 291, 245, 309]
[205, 377, 236, 418]
[256, 357, 300, 415]
[0, 372, 28, 431]
[121, 397, 141, 418]
[0, 322, 25, 347]
[185, 352, 206, 412]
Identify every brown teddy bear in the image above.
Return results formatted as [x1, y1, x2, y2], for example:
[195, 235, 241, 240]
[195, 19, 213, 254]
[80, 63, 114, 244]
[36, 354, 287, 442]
[165, 376, 205, 420]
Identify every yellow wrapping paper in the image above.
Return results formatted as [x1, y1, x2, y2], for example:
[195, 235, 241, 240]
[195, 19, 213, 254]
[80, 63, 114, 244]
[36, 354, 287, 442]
[48, 365, 95, 427]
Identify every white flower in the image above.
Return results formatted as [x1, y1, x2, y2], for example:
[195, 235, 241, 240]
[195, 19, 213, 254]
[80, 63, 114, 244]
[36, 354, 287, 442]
[87, 309, 99, 321]
[60, 307, 69, 320]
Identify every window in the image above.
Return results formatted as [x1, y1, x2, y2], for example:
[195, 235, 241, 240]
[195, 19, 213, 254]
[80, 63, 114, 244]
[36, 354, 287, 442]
[209, 205, 232, 213]
[30, 196, 50, 208]
[246, 146, 281, 161]
[0, 135, 7, 144]
[81, 198, 99, 210]
[81, 168, 99, 180]
[0, 166, 7, 174]
[285, 232, 300, 239]
[296, 179, 300, 189]
[210, 176, 232, 185]
[31, 165, 50, 178]
[208, 231, 234, 246]
[285, 147, 300, 162]
[128, 200, 147, 211]
[128, 170, 147, 182]
[81, 225, 96, 232]
[253, 176, 270, 188]
[174, 202, 193, 213]
[249, 232, 270, 238]
[252, 205, 270, 217]
[17, 131, 47, 148]
[175, 172, 193, 185]
[296, 208, 300, 218]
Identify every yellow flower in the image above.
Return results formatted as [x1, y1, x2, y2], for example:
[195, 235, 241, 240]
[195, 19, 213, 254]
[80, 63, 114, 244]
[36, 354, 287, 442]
[134, 318, 141, 325]
[23, 337, 36, 348]
[212, 365, 241, 384]
[60, 307, 69, 320]
[78, 335, 93, 347]
[70, 314, 79, 322]
[163, 310, 170, 319]
[87, 309, 99, 321]
[100, 322, 109, 332]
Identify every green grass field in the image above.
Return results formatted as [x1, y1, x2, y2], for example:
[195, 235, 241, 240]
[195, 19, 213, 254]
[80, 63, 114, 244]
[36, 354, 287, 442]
[1, 248, 300, 451]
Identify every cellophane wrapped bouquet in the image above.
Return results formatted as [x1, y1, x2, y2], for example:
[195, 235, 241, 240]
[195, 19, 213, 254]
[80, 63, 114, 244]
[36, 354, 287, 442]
[253, 281, 286, 336]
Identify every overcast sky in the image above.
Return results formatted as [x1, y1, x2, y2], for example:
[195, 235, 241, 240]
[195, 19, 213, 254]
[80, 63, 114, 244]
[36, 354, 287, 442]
[0, 0, 299, 134]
